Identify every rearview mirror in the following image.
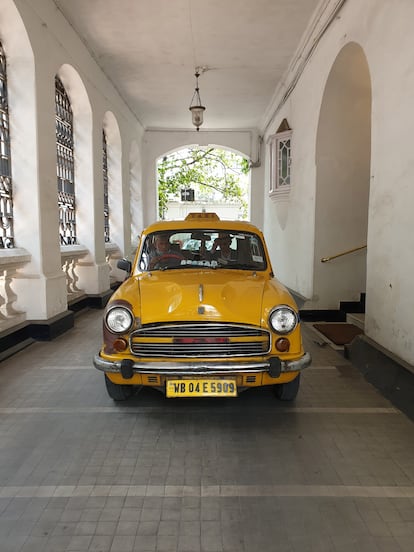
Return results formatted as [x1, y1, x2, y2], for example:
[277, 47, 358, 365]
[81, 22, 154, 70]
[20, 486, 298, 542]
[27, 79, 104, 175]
[191, 232, 211, 241]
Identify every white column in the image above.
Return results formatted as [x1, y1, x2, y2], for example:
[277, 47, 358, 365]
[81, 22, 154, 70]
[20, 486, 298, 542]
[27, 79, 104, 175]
[11, 63, 68, 320]
[129, 140, 144, 252]
[75, 110, 110, 295]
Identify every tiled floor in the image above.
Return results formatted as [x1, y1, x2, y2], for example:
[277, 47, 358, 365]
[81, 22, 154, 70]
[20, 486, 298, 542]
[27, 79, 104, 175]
[0, 309, 413, 551]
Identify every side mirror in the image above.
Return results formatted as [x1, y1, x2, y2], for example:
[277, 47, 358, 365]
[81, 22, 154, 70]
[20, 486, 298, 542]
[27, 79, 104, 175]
[117, 258, 132, 273]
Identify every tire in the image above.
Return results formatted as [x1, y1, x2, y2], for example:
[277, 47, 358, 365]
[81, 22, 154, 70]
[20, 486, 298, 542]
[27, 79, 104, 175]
[105, 374, 134, 401]
[273, 374, 301, 401]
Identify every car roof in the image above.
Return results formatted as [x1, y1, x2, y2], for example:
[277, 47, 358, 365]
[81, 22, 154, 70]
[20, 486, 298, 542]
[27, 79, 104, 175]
[141, 213, 263, 236]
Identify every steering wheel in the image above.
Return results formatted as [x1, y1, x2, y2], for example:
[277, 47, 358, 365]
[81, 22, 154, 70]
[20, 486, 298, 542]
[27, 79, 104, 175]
[150, 253, 184, 269]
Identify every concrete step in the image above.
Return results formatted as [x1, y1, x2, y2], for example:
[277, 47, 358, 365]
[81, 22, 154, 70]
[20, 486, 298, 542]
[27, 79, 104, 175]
[346, 312, 365, 329]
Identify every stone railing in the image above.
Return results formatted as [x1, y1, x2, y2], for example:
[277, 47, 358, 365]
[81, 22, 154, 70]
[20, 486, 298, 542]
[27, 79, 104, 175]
[0, 244, 119, 334]
[105, 242, 123, 285]
[0, 249, 31, 332]
[60, 245, 89, 303]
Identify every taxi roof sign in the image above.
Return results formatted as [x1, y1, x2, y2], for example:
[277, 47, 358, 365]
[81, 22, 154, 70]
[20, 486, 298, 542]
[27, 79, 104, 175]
[185, 212, 220, 220]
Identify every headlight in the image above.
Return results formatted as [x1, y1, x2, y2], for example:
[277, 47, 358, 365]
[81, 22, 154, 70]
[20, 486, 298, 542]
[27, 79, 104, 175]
[269, 305, 298, 334]
[105, 307, 134, 334]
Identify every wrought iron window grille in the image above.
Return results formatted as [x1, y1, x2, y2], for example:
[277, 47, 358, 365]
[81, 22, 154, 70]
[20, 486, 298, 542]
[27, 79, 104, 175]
[0, 41, 14, 249]
[55, 76, 77, 245]
[103, 130, 110, 243]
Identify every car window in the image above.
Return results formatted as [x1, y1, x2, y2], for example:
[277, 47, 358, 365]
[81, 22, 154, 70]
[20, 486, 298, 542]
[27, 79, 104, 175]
[137, 229, 267, 272]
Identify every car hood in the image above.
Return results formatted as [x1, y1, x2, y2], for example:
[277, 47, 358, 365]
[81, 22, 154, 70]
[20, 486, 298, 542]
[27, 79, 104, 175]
[136, 270, 269, 325]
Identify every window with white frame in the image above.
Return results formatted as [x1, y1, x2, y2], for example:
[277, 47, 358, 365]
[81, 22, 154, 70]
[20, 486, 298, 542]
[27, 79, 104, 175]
[268, 119, 292, 198]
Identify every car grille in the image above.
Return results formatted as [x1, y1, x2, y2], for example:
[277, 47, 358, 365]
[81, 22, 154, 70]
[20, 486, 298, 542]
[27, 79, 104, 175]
[130, 323, 270, 358]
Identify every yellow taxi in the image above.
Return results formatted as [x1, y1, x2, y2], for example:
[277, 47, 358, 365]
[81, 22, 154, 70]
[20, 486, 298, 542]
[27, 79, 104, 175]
[94, 213, 311, 400]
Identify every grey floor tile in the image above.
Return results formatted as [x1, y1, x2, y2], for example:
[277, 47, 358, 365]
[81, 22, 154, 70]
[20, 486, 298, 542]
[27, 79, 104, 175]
[110, 535, 135, 551]
[88, 535, 114, 551]
[67, 535, 93, 551]
[0, 312, 414, 552]
[133, 535, 157, 551]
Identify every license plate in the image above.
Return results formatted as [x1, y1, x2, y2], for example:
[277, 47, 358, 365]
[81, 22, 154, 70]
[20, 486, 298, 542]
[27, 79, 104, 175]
[166, 379, 237, 398]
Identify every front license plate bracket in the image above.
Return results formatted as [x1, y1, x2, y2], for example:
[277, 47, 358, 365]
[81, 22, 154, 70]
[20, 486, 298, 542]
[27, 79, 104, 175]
[166, 378, 237, 398]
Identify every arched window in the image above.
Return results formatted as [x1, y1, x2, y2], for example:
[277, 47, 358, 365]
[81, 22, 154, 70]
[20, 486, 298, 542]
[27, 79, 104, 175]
[55, 76, 77, 245]
[102, 129, 110, 242]
[0, 41, 14, 249]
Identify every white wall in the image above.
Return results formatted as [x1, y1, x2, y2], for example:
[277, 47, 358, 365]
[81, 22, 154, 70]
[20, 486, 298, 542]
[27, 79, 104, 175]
[260, 0, 414, 365]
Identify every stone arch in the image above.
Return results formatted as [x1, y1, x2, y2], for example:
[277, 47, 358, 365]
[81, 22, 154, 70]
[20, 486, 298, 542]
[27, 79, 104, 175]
[313, 42, 372, 310]
[0, 0, 36, 250]
[160, 142, 250, 162]
[156, 143, 251, 221]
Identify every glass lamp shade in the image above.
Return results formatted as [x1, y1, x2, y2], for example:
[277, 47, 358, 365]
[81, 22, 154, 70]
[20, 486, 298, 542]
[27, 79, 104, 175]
[189, 105, 206, 130]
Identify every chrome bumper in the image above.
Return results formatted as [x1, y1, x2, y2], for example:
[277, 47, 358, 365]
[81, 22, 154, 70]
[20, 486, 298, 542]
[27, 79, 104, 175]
[93, 352, 312, 377]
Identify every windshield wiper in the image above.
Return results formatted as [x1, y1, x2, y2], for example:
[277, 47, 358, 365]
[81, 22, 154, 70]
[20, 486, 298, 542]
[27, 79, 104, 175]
[157, 265, 182, 271]
[221, 263, 261, 270]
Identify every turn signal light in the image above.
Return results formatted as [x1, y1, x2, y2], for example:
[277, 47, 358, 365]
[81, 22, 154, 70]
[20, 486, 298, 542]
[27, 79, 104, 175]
[113, 338, 128, 352]
[276, 337, 290, 352]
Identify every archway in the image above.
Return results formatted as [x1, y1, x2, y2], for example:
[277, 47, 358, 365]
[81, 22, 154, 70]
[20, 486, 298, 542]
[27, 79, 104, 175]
[0, 0, 35, 251]
[156, 145, 251, 221]
[57, 63, 93, 249]
[313, 42, 372, 312]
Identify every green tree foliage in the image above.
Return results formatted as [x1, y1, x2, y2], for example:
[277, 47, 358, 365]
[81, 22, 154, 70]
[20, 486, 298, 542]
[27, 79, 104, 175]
[157, 147, 250, 219]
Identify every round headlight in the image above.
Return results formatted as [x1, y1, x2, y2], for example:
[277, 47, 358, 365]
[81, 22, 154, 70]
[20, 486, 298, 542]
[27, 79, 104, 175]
[105, 307, 134, 334]
[269, 306, 298, 334]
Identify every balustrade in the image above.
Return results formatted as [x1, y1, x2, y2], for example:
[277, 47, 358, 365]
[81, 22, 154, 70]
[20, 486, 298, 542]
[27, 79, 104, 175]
[60, 245, 88, 303]
[105, 243, 123, 285]
[0, 244, 118, 335]
[0, 249, 30, 332]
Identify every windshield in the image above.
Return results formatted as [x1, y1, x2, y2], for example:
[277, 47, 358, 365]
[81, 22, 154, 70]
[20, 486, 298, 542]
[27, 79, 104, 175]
[137, 229, 267, 272]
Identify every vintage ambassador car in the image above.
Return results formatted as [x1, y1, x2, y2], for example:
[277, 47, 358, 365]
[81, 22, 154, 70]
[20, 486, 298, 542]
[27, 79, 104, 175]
[94, 213, 311, 400]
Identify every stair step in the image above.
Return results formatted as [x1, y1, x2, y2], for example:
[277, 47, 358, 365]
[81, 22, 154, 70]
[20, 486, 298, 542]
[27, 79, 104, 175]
[346, 312, 365, 329]
[300, 293, 366, 323]
[340, 293, 366, 313]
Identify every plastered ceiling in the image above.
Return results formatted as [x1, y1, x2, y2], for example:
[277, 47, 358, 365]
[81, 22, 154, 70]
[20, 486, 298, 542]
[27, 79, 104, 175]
[53, 0, 321, 130]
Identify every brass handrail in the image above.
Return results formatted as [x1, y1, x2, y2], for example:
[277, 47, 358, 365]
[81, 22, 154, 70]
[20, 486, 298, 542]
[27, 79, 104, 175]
[321, 245, 367, 263]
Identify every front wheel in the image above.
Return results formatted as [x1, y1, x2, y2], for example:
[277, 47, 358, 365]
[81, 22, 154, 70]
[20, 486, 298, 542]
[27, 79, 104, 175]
[105, 374, 134, 401]
[273, 374, 301, 401]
